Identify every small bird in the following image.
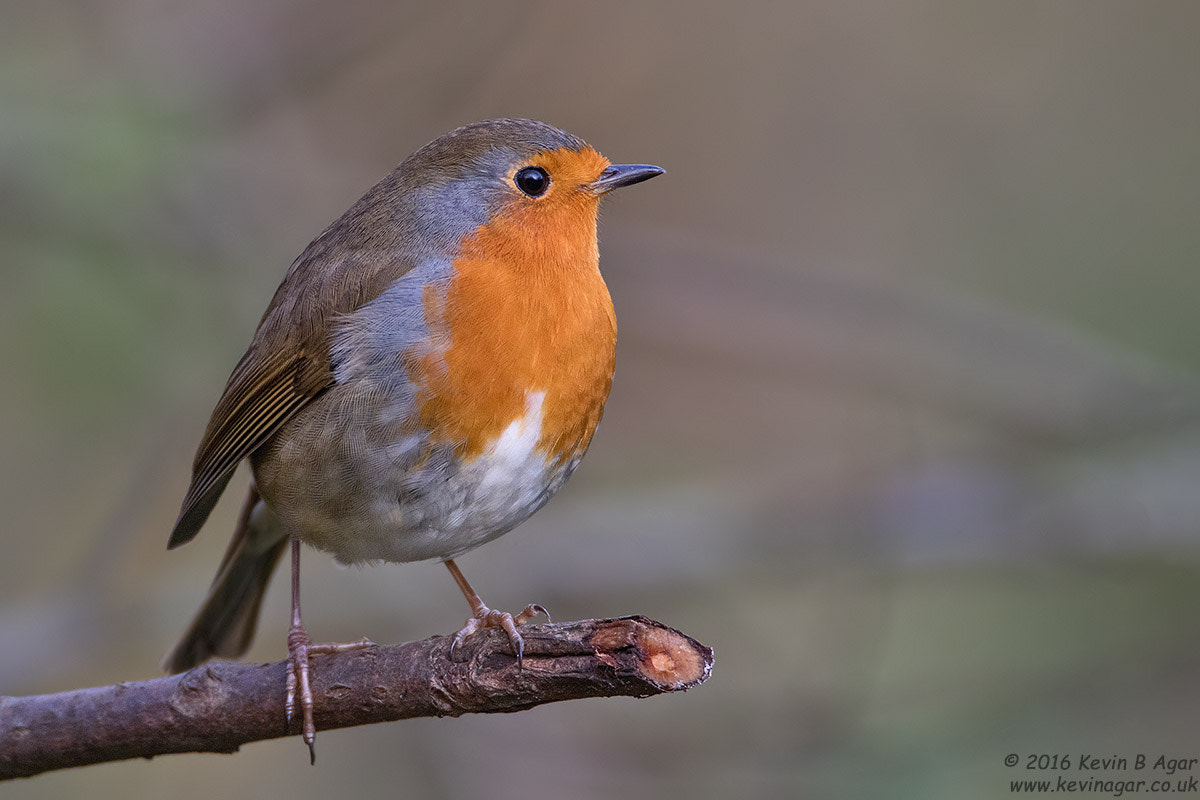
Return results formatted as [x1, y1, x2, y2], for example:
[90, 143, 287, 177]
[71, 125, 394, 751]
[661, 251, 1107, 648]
[163, 118, 662, 760]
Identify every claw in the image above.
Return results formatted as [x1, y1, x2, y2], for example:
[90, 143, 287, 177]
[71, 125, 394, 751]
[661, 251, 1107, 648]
[442, 559, 548, 669]
[283, 538, 372, 763]
[286, 623, 374, 764]
[496, 612, 522, 666]
[449, 617, 482, 661]
[449, 603, 549, 668]
[285, 624, 310, 724]
[515, 603, 551, 625]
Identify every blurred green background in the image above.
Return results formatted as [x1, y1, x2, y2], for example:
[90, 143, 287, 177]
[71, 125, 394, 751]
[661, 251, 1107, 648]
[4, 1, 1200, 798]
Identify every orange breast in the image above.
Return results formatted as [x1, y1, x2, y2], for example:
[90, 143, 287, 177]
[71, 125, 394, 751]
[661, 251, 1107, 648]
[411, 172, 617, 465]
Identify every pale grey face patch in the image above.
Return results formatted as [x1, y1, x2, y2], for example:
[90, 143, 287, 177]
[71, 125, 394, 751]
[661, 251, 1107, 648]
[415, 145, 529, 238]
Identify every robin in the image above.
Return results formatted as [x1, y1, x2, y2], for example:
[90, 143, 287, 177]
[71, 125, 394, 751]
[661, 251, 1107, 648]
[162, 118, 663, 760]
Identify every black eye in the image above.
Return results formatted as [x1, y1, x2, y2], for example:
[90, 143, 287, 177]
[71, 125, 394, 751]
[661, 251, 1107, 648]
[515, 166, 550, 197]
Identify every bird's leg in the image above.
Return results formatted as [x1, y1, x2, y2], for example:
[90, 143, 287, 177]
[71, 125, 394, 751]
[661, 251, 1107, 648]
[284, 537, 374, 764]
[444, 558, 549, 666]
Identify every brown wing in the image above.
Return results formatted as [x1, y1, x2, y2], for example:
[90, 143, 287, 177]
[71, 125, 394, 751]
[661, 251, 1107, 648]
[167, 342, 329, 548]
[167, 175, 424, 549]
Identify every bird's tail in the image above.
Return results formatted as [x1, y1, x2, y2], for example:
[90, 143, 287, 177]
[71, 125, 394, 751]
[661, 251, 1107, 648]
[162, 485, 288, 674]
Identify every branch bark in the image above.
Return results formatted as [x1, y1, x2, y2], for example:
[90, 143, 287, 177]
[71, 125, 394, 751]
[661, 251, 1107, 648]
[0, 616, 712, 780]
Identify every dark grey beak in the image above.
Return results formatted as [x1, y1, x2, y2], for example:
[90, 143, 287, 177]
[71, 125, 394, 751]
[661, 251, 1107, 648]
[588, 163, 665, 194]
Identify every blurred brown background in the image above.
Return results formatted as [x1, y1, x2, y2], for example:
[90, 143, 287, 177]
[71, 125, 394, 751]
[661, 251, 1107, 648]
[4, 1, 1200, 798]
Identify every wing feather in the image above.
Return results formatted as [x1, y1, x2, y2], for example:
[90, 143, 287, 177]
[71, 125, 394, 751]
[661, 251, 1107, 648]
[167, 350, 329, 548]
[167, 164, 426, 549]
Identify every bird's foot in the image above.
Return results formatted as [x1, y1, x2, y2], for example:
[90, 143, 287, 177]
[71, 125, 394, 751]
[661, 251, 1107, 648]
[284, 625, 375, 764]
[449, 603, 550, 666]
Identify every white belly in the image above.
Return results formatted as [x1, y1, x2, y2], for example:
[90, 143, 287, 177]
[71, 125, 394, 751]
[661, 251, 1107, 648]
[260, 389, 576, 565]
[374, 390, 560, 562]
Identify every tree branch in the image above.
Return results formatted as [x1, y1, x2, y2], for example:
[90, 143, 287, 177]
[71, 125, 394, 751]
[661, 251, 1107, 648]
[0, 616, 712, 780]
